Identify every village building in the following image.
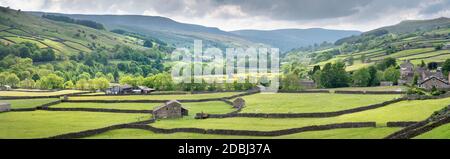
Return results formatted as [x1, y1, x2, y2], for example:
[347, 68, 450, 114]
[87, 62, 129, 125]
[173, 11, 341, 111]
[0, 85, 11, 91]
[105, 84, 155, 95]
[443, 43, 450, 50]
[380, 81, 394, 86]
[232, 98, 246, 108]
[0, 103, 11, 112]
[399, 61, 450, 90]
[418, 76, 450, 90]
[299, 80, 316, 89]
[152, 100, 188, 119]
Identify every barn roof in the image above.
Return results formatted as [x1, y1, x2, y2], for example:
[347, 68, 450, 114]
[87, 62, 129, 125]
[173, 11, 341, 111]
[153, 100, 186, 112]
[419, 76, 449, 85]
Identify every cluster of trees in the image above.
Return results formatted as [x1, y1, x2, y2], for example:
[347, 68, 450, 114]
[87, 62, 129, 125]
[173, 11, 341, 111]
[0, 41, 169, 90]
[0, 42, 56, 62]
[42, 14, 105, 30]
[117, 73, 258, 92]
[306, 57, 400, 88]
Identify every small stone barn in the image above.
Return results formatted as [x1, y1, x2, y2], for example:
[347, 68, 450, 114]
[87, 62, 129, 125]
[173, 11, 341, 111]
[233, 98, 246, 108]
[418, 76, 450, 90]
[152, 100, 188, 119]
[0, 103, 11, 112]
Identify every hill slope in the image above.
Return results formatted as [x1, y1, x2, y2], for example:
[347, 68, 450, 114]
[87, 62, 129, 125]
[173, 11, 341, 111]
[231, 28, 361, 52]
[0, 7, 145, 56]
[28, 12, 262, 49]
[29, 12, 362, 52]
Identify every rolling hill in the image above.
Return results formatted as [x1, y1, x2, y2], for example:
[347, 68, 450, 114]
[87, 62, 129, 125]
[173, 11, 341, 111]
[231, 28, 361, 52]
[0, 7, 148, 57]
[284, 17, 450, 72]
[28, 12, 362, 52]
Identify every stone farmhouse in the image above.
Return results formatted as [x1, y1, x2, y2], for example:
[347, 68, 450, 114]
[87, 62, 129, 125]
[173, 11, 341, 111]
[0, 103, 11, 112]
[105, 84, 155, 95]
[152, 100, 188, 119]
[399, 61, 450, 90]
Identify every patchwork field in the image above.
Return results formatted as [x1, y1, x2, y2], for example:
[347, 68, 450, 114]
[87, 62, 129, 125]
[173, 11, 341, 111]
[0, 90, 87, 97]
[86, 127, 401, 139]
[67, 92, 241, 101]
[0, 98, 59, 109]
[414, 123, 450, 139]
[1, 91, 449, 139]
[0, 111, 151, 139]
[239, 93, 401, 113]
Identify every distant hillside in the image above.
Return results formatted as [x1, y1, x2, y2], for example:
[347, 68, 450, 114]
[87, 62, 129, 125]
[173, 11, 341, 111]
[336, 17, 450, 45]
[231, 28, 361, 52]
[0, 7, 146, 56]
[375, 17, 450, 34]
[29, 12, 362, 52]
[28, 12, 261, 49]
[291, 17, 450, 72]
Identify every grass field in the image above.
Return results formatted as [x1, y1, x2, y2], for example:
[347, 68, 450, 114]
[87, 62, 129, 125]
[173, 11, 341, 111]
[239, 93, 401, 113]
[0, 111, 151, 139]
[317, 86, 407, 92]
[86, 127, 401, 139]
[51, 102, 162, 110]
[68, 92, 241, 101]
[0, 90, 447, 139]
[0, 98, 59, 109]
[150, 97, 450, 131]
[414, 123, 450, 139]
[51, 101, 234, 113]
[0, 90, 87, 97]
[371, 48, 435, 61]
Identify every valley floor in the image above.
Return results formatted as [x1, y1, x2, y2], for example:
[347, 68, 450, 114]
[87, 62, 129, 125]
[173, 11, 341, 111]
[0, 89, 449, 139]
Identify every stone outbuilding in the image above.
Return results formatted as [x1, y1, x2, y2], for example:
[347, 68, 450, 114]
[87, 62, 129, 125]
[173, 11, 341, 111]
[0, 103, 11, 112]
[233, 98, 246, 108]
[418, 76, 450, 90]
[152, 100, 188, 119]
[380, 81, 394, 86]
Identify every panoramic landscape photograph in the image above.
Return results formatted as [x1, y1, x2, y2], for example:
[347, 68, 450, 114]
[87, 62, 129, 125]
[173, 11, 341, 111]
[1, 0, 450, 141]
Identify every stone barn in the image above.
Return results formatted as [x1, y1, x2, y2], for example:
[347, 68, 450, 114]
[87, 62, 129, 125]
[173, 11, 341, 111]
[233, 98, 246, 108]
[418, 76, 450, 90]
[0, 103, 11, 112]
[152, 100, 188, 119]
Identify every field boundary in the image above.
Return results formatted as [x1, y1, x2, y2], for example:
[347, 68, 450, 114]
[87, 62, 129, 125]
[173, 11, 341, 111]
[46, 119, 156, 139]
[41, 107, 153, 114]
[385, 105, 450, 139]
[199, 97, 406, 119]
[0, 91, 92, 100]
[10, 100, 62, 112]
[198, 93, 450, 119]
[45, 122, 376, 139]
[64, 90, 260, 103]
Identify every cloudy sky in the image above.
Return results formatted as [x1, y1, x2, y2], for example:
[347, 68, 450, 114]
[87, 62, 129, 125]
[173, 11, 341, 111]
[0, 0, 449, 31]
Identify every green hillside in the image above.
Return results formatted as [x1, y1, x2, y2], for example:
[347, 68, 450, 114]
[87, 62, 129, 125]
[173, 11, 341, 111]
[0, 6, 170, 90]
[0, 7, 146, 56]
[285, 17, 450, 72]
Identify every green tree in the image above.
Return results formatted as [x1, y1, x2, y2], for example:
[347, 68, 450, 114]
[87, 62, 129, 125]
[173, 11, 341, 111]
[76, 79, 89, 90]
[19, 79, 36, 89]
[38, 74, 64, 89]
[352, 68, 371, 87]
[317, 62, 350, 88]
[64, 81, 74, 89]
[376, 57, 397, 71]
[383, 67, 400, 84]
[6, 73, 20, 87]
[441, 59, 450, 76]
[281, 73, 302, 91]
[367, 66, 379, 86]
